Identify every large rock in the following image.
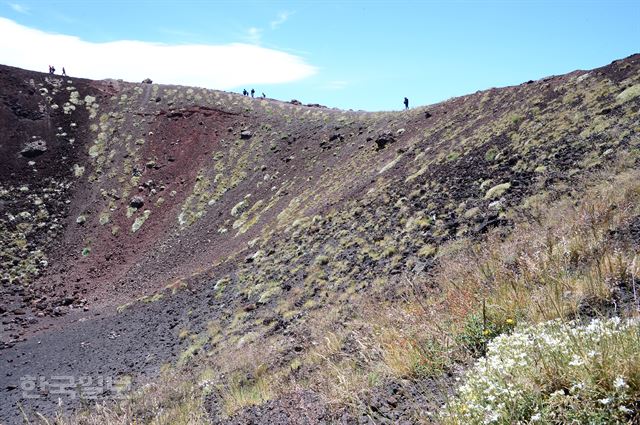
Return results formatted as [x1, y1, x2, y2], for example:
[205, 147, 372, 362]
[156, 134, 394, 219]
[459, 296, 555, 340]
[20, 140, 47, 158]
[374, 133, 396, 151]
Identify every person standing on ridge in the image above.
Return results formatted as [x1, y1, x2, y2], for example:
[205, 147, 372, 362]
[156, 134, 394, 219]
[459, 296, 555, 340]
[243, 89, 248, 96]
[62, 67, 67, 76]
[251, 89, 255, 98]
[404, 97, 409, 110]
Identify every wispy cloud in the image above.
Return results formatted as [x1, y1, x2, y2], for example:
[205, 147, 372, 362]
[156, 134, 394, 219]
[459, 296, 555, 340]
[8, 2, 29, 14]
[323, 80, 349, 90]
[0, 17, 317, 89]
[270, 11, 292, 29]
[50, 11, 76, 24]
[245, 26, 262, 44]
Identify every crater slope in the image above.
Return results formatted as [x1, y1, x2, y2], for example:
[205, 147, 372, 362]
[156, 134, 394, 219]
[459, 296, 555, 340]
[0, 55, 639, 423]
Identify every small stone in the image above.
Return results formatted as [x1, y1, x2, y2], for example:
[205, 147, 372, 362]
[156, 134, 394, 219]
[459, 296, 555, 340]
[488, 200, 503, 210]
[130, 196, 145, 209]
[240, 130, 253, 139]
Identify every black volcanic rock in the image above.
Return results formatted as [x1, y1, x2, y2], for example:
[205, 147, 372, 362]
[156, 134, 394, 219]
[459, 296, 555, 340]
[20, 140, 47, 158]
[374, 133, 395, 151]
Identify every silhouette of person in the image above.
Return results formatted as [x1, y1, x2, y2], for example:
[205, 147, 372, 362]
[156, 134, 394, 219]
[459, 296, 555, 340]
[404, 97, 409, 110]
[62, 67, 67, 76]
[262, 92, 266, 98]
[251, 89, 255, 98]
[243, 89, 248, 96]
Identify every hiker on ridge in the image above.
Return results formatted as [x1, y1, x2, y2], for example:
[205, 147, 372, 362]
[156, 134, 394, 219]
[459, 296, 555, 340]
[262, 92, 266, 98]
[404, 97, 409, 110]
[251, 89, 255, 98]
[243, 89, 248, 96]
[62, 67, 66, 76]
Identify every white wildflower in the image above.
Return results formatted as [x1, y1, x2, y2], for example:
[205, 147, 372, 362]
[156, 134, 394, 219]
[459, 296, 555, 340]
[599, 397, 611, 405]
[568, 355, 584, 366]
[484, 411, 500, 423]
[570, 382, 585, 392]
[613, 376, 627, 390]
[619, 405, 633, 414]
[531, 413, 541, 421]
[550, 389, 565, 398]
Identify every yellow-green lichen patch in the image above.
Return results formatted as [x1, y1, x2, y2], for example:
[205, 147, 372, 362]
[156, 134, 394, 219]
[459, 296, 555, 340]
[484, 182, 511, 199]
[131, 210, 151, 233]
[616, 84, 640, 103]
[99, 211, 111, 225]
[72, 164, 85, 177]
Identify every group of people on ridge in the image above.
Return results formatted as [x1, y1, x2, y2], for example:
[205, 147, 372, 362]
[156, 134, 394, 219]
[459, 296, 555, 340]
[48, 65, 66, 76]
[42, 66, 410, 111]
[243, 88, 266, 98]
[242, 88, 410, 111]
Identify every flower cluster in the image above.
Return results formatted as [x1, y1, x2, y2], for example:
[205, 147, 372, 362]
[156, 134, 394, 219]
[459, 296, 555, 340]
[441, 317, 639, 424]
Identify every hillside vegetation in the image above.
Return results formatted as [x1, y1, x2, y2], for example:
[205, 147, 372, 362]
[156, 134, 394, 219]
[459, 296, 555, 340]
[0, 54, 638, 424]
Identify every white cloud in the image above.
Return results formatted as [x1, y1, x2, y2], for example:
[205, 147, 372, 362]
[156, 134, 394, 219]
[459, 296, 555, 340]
[8, 2, 29, 13]
[0, 17, 317, 89]
[270, 11, 292, 29]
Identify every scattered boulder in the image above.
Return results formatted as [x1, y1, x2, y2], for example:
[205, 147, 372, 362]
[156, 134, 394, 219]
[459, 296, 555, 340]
[20, 140, 47, 158]
[290, 99, 302, 105]
[142, 78, 153, 84]
[130, 196, 145, 209]
[240, 130, 253, 139]
[374, 133, 396, 151]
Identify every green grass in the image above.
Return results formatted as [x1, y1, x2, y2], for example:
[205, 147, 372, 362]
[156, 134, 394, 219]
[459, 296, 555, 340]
[222, 370, 273, 416]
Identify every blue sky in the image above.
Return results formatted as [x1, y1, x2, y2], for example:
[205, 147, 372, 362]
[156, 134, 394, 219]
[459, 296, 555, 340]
[1, 1, 638, 111]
